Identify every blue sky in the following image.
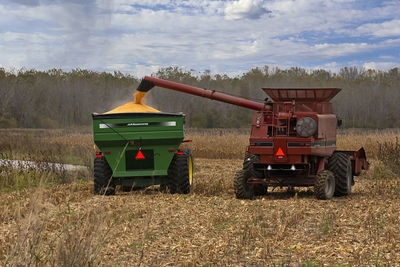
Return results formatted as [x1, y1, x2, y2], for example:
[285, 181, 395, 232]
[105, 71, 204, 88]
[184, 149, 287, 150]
[0, 0, 399, 76]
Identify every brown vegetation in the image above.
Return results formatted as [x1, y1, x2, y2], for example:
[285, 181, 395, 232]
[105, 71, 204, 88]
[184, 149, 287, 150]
[0, 128, 400, 265]
[1, 66, 400, 128]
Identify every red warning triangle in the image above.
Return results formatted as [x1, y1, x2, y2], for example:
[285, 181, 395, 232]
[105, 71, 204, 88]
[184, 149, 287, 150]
[135, 150, 145, 160]
[276, 147, 285, 156]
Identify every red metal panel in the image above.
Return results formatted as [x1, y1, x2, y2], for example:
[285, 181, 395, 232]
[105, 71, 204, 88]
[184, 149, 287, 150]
[248, 147, 274, 155]
[273, 139, 287, 162]
[310, 146, 336, 157]
[316, 114, 337, 140]
[262, 88, 341, 102]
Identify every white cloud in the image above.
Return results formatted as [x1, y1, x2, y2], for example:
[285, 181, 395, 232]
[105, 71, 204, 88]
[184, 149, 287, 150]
[379, 55, 395, 60]
[363, 61, 399, 70]
[355, 19, 400, 38]
[312, 62, 343, 73]
[133, 64, 161, 77]
[225, 0, 270, 20]
[106, 63, 131, 71]
[0, 1, 400, 75]
[312, 42, 371, 58]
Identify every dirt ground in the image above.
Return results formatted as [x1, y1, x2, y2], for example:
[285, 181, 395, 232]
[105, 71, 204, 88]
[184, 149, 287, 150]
[1, 158, 399, 266]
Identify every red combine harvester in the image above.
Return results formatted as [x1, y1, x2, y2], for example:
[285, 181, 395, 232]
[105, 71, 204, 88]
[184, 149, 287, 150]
[137, 77, 369, 199]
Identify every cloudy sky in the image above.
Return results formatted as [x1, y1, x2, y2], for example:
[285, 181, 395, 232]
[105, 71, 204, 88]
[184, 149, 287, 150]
[0, 0, 399, 76]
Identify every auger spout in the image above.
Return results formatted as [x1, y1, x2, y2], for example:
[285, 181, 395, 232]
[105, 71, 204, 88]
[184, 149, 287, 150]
[136, 76, 266, 111]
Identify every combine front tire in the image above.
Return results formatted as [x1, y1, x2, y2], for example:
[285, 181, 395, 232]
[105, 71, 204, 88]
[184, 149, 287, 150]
[328, 152, 352, 196]
[241, 154, 268, 196]
[234, 169, 254, 199]
[93, 157, 115, 195]
[167, 148, 193, 194]
[314, 170, 335, 200]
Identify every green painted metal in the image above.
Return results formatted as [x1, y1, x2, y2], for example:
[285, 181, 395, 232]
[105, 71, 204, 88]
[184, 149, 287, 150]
[92, 112, 185, 187]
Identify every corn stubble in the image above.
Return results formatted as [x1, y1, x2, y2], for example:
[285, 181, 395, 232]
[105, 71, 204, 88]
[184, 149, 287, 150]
[0, 128, 399, 266]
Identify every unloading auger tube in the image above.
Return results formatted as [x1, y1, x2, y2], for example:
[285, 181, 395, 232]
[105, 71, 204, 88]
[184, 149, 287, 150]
[137, 76, 267, 111]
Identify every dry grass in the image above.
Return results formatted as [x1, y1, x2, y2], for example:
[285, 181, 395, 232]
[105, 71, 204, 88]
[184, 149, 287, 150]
[337, 128, 400, 158]
[0, 128, 93, 166]
[0, 128, 399, 266]
[377, 137, 400, 175]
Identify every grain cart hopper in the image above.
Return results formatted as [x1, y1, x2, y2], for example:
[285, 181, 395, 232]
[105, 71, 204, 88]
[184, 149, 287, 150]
[136, 76, 369, 200]
[92, 93, 193, 195]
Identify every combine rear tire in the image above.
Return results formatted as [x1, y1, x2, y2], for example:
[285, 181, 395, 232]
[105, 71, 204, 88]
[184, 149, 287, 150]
[94, 157, 115, 195]
[328, 152, 352, 196]
[167, 148, 193, 194]
[314, 170, 335, 200]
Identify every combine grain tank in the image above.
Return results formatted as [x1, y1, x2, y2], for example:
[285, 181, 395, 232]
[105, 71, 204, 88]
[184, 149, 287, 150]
[136, 76, 369, 200]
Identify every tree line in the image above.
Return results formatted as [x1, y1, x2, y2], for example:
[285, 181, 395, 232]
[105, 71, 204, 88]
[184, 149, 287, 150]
[0, 66, 399, 128]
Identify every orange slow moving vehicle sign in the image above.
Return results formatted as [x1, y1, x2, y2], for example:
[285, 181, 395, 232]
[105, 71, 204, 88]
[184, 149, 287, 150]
[276, 147, 285, 157]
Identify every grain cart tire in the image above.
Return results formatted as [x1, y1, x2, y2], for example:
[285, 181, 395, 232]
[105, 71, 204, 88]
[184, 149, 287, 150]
[167, 148, 193, 194]
[243, 154, 268, 195]
[314, 170, 335, 200]
[159, 184, 167, 192]
[94, 157, 115, 195]
[121, 186, 131, 192]
[328, 152, 352, 196]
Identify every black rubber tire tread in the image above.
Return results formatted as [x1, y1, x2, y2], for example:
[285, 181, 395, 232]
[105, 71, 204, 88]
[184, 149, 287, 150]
[314, 170, 335, 200]
[159, 184, 167, 193]
[254, 184, 268, 196]
[243, 154, 262, 177]
[328, 152, 352, 196]
[167, 148, 192, 194]
[121, 186, 131, 192]
[242, 154, 268, 196]
[234, 169, 254, 199]
[93, 157, 115, 195]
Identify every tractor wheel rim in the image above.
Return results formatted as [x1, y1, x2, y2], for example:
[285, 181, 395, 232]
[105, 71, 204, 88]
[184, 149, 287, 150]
[346, 164, 352, 192]
[188, 156, 193, 186]
[325, 176, 334, 196]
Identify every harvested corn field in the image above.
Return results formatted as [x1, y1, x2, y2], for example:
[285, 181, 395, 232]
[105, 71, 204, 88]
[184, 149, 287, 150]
[0, 129, 400, 266]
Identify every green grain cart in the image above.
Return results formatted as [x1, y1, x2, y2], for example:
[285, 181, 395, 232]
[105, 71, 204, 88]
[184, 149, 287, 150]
[92, 112, 193, 195]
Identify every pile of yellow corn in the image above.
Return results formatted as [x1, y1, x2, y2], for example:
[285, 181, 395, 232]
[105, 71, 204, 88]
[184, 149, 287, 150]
[105, 91, 159, 114]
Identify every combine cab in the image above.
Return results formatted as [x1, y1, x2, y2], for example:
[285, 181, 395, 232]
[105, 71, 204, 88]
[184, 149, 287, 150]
[135, 77, 369, 199]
